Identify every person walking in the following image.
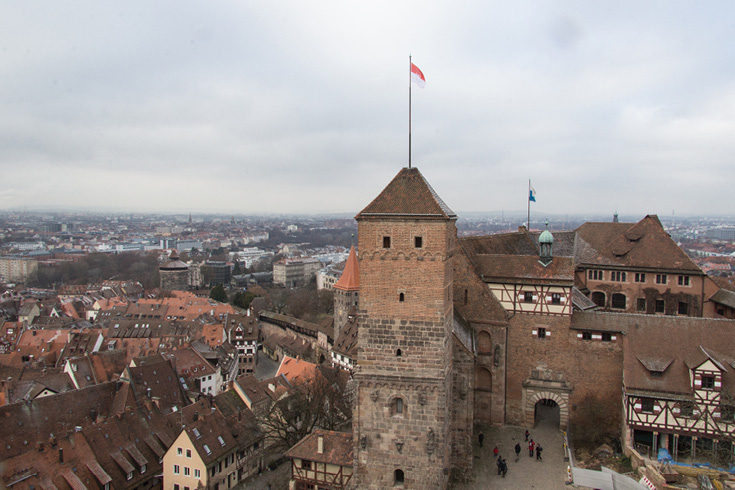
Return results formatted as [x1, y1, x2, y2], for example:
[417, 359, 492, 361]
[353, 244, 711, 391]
[500, 458, 508, 478]
[536, 443, 543, 461]
[496, 456, 503, 476]
[529, 439, 535, 457]
[478, 432, 484, 448]
[514, 442, 521, 462]
[525, 430, 530, 442]
[493, 446, 499, 459]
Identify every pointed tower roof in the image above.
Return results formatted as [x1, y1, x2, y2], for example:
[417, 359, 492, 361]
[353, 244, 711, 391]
[356, 167, 455, 219]
[334, 245, 359, 291]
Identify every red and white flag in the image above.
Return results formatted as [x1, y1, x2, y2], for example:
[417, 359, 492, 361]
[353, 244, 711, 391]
[411, 63, 426, 88]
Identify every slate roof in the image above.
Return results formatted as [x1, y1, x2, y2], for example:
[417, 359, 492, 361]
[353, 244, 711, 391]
[284, 429, 353, 467]
[356, 167, 456, 219]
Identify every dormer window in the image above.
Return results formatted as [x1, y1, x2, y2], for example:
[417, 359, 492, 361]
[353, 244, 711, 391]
[701, 375, 715, 390]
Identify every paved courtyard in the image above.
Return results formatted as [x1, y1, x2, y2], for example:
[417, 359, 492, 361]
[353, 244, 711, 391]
[452, 404, 574, 490]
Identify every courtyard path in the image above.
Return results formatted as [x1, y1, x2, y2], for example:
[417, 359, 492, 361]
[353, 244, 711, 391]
[452, 404, 575, 490]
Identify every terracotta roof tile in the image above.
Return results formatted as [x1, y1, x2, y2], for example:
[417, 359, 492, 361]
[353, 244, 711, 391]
[356, 167, 455, 219]
[334, 245, 359, 291]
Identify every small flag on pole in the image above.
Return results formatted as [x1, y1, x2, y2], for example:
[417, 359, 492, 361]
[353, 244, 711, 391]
[411, 63, 426, 88]
[529, 185, 537, 202]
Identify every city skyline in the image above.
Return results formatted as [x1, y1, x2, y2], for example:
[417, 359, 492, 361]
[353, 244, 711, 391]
[2, 1, 734, 216]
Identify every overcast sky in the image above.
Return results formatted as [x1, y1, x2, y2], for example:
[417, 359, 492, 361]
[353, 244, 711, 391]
[1, 1, 734, 217]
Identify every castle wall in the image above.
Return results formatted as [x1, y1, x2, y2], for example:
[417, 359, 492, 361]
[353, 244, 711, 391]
[505, 313, 623, 429]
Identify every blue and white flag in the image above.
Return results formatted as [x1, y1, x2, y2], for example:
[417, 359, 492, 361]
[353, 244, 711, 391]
[529, 185, 537, 202]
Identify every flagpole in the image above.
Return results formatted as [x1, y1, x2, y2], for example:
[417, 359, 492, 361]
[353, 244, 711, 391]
[409, 55, 412, 169]
[527, 179, 531, 230]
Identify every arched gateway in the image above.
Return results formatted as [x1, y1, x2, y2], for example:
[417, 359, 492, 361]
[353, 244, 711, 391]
[523, 388, 570, 430]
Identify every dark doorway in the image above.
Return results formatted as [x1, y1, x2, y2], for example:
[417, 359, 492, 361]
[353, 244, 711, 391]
[534, 399, 560, 428]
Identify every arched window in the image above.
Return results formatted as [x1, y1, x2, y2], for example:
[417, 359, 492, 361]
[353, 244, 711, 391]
[399, 293, 405, 302]
[396, 348, 402, 357]
[391, 397, 405, 417]
[394, 469, 405, 486]
[591, 291, 605, 307]
[611, 293, 626, 309]
[475, 366, 492, 391]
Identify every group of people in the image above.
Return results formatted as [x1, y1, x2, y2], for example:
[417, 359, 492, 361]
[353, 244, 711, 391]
[478, 429, 544, 479]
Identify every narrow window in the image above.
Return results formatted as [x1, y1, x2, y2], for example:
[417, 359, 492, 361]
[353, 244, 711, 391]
[551, 293, 561, 305]
[523, 291, 534, 303]
[656, 274, 667, 285]
[186, 449, 191, 458]
[655, 299, 665, 313]
[414, 236, 423, 248]
[395, 398, 403, 414]
[635, 273, 646, 283]
[641, 398, 654, 413]
[537, 328, 546, 339]
[396, 349, 402, 357]
[637, 298, 646, 311]
[394, 469, 405, 485]
[464, 289, 468, 305]
[399, 293, 405, 302]
[678, 275, 690, 286]
[383, 236, 391, 248]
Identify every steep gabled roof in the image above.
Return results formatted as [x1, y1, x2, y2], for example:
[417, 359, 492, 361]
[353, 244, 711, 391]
[334, 245, 359, 291]
[356, 167, 455, 219]
[575, 215, 702, 272]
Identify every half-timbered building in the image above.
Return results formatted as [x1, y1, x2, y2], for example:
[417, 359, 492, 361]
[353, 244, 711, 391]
[284, 429, 353, 490]
[623, 318, 735, 462]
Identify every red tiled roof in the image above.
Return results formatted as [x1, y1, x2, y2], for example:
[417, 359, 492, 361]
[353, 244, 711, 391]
[334, 245, 359, 291]
[356, 167, 455, 219]
[277, 356, 317, 385]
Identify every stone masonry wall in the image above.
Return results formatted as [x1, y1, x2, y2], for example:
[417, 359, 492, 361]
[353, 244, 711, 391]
[505, 314, 623, 428]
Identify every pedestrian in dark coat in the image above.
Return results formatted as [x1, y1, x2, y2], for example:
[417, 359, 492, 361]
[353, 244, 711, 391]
[497, 456, 503, 475]
[500, 458, 508, 477]
[536, 443, 543, 461]
[525, 430, 530, 442]
[514, 442, 521, 462]
[529, 439, 535, 457]
[478, 432, 484, 447]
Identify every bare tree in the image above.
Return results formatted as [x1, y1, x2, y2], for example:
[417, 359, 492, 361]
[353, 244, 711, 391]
[256, 368, 351, 450]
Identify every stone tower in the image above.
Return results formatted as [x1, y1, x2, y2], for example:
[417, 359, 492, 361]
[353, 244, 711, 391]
[353, 167, 457, 489]
[159, 250, 189, 291]
[333, 244, 359, 341]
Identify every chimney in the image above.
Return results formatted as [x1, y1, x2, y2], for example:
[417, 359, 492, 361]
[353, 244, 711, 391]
[59, 447, 64, 463]
[317, 435, 324, 455]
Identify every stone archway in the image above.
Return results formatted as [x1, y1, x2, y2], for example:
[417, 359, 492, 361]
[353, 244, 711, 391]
[523, 388, 570, 430]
